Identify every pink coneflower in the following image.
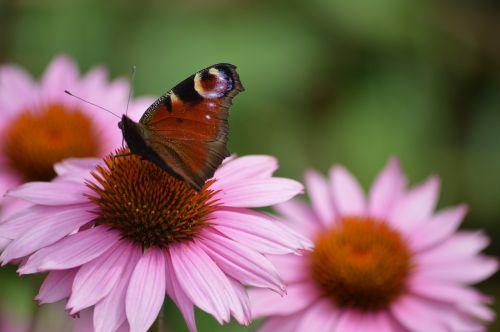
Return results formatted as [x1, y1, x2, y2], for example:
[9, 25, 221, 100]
[250, 158, 498, 331]
[0, 151, 311, 332]
[0, 55, 151, 208]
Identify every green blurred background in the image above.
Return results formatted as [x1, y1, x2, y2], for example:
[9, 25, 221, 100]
[0, 0, 499, 330]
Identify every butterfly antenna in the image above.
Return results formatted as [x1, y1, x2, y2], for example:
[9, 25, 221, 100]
[125, 65, 136, 117]
[64, 90, 121, 119]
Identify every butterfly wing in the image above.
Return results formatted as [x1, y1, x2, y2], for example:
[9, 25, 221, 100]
[139, 63, 244, 190]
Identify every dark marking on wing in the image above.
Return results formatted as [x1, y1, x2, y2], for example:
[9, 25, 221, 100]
[163, 95, 172, 112]
[172, 74, 203, 103]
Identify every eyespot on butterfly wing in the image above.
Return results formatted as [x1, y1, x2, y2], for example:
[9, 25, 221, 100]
[118, 63, 244, 191]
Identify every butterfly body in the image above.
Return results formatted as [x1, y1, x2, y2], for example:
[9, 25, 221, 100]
[118, 63, 244, 191]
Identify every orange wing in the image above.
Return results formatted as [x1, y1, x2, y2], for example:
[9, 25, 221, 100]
[139, 64, 244, 190]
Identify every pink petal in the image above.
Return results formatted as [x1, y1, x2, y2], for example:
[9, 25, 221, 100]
[391, 295, 447, 332]
[54, 158, 99, 177]
[417, 231, 490, 264]
[249, 281, 321, 318]
[126, 248, 166, 332]
[94, 244, 141, 332]
[0, 172, 24, 214]
[19, 226, 120, 274]
[330, 165, 367, 216]
[0, 237, 10, 251]
[211, 155, 278, 189]
[164, 251, 197, 332]
[36, 268, 78, 304]
[388, 176, 440, 233]
[226, 277, 252, 325]
[211, 209, 306, 255]
[87, 77, 129, 117]
[6, 181, 88, 206]
[0, 64, 37, 115]
[410, 276, 486, 304]
[198, 229, 284, 293]
[41, 55, 79, 102]
[0, 170, 22, 198]
[409, 205, 467, 252]
[0, 205, 55, 240]
[407, 296, 489, 331]
[213, 177, 303, 208]
[257, 314, 303, 332]
[169, 242, 232, 323]
[295, 299, 339, 332]
[368, 157, 406, 219]
[304, 170, 336, 227]
[79, 66, 108, 99]
[459, 302, 496, 321]
[73, 309, 96, 332]
[416, 256, 498, 284]
[335, 311, 390, 332]
[273, 199, 321, 238]
[1, 205, 94, 263]
[267, 254, 310, 284]
[67, 242, 133, 314]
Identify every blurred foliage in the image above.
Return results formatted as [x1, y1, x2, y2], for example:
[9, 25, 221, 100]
[0, 0, 499, 330]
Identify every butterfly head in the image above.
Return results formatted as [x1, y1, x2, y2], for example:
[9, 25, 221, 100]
[118, 114, 133, 131]
[117, 114, 145, 152]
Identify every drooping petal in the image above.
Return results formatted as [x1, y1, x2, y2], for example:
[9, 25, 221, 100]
[388, 176, 440, 233]
[213, 177, 303, 208]
[0, 205, 56, 240]
[198, 229, 284, 293]
[304, 170, 336, 227]
[169, 242, 231, 324]
[36, 268, 78, 304]
[67, 241, 133, 314]
[1, 205, 94, 263]
[19, 226, 120, 274]
[330, 165, 366, 216]
[164, 250, 197, 332]
[227, 277, 252, 325]
[126, 247, 166, 332]
[368, 157, 406, 219]
[94, 244, 141, 332]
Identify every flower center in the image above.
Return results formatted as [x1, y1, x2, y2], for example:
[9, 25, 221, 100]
[310, 217, 413, 311]
[3, 105, 100, 181]
[86, 149, 219, 248]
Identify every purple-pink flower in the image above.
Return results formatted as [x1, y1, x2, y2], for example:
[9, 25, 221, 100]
[0, 55, 151, 216]
[250, 158, 498, 332]
[0, 151, 311, 332]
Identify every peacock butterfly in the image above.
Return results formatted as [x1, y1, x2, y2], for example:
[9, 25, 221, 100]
[117, 63, 244, 191]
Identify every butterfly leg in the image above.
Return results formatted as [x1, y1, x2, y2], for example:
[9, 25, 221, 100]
[111, 152, 133, 170]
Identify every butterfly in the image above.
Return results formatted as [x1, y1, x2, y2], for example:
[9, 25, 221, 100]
[117, 64, 244, 191]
